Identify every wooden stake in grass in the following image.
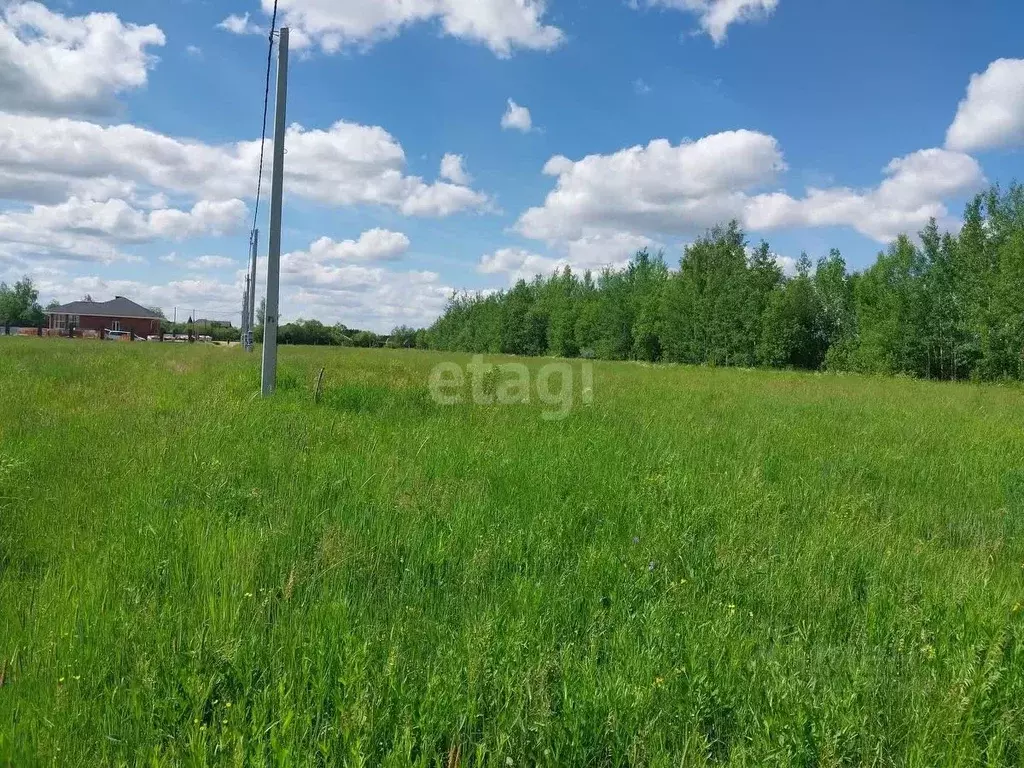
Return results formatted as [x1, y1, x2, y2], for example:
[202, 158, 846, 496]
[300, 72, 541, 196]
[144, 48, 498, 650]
[314, 367, 326, 403]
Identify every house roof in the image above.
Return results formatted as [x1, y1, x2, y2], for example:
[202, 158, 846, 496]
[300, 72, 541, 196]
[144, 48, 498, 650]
[45, 296, 162, 320]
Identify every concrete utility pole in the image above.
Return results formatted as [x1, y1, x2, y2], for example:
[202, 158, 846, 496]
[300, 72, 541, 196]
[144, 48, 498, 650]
[261, 27, 288, 396]
[241, 274, 251, 347]
[246, 229, 259, 351]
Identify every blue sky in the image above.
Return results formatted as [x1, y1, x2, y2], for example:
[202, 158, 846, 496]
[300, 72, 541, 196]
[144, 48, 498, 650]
[1, 0, 1023, 330]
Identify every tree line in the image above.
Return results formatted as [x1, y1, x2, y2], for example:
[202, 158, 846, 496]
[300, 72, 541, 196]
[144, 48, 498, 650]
[425, 184, 1024, 381]
[252, 297, 420, 348]
[254, 319, 388, 347]
[0, 278, 45, 328]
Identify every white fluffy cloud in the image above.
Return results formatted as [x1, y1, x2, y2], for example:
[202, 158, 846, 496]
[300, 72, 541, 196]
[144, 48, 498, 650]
[633, 0, 779, 44]
[479, 232, 656, 284]
[16, 270, 248, 324]
[268, 233, 451, 328]
[149, 199, 249, 239]
[501, 99, 533, 132]
[285, 271, 452, 330]
[7, 247, 452, 332]
[479, 248, 565, 283]
[221, 0, 563, 56]
[564, 232, 657, 268]
[517, 131, 984, 251]
[0, 2, 165, 116]
[440, 154, 472, 185]
[189, 255, 236, 270]
[279, 121, 489, 214]
[745, 148, 985, 241]
[0, 114, 489, 217]
[0, 197, 247, 264]
[946, 58, 1024, 153]
[50, 276, 224, 306]
[518, 130, 785, 242]
[287, 229, 411, 266]
[225, 0, 775, 54]
[282, 255, 434, 293]
[217, 13, 264, 36]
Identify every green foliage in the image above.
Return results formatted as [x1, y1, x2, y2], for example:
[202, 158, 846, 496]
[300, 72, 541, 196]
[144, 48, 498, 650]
[2, 341, 1024, 764]
[251, 319, 373, 347]
[0, 276, 44, 327]
[350, 329, 382, 348]
[161, 321, 242, 342]
[428, 184, 1024, 382]
[758, 253, 827, 370]
[278, 319, 349, 346]
[671, 223, 751, 366]
[815, 249, 857, 370]
[387, 325, 419, 349]
[746, 240, 784, 364]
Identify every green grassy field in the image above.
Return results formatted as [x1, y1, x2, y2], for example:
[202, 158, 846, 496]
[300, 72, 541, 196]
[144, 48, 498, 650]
[2, 338, 1024, 766]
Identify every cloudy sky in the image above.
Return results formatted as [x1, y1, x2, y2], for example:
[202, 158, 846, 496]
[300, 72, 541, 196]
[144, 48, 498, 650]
[1, 0, 1023, 331]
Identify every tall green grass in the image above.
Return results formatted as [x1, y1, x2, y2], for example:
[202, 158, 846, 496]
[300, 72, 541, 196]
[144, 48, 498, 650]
[1, 338, 1023, 766]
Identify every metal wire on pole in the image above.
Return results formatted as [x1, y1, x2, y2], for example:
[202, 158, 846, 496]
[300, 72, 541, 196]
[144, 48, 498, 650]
[251, 0, 280, 238]
[241, 0, 280, 354]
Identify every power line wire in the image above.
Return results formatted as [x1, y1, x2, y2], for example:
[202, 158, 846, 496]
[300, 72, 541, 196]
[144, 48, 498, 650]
[250, 0, 281, 241]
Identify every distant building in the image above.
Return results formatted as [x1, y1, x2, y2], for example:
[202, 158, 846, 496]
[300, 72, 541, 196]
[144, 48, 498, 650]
[45, 296, 162, 338]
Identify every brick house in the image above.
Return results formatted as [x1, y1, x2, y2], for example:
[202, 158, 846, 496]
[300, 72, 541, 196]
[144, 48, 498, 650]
[45, 297, 162, 338]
